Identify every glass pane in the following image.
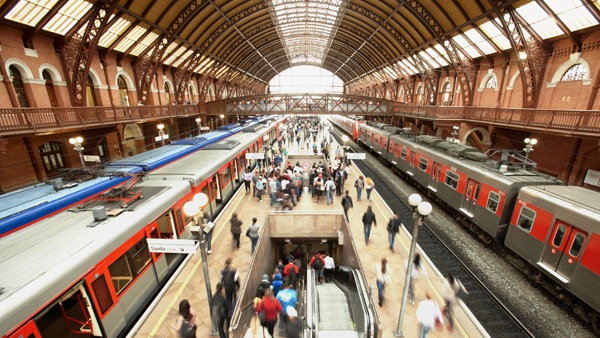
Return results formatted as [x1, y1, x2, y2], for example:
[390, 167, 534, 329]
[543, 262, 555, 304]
[43, 0, 93, 35]
[479, 21, 511, 50]
[91, 275, 113, 314]
[516, 2, 563, 39]
[545, 0, 598, 31]
[552, 224, 567, 247]
[487, 192, 500, 212]
[569, 233, 585, 257]
[108, 255, 133, 295]
[128, 239, 151, 275]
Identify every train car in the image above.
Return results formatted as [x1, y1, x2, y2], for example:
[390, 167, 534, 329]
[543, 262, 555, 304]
[1, 118, 283, 338]
[328, 115, 363, 141]
[357, 121, 403, 159]
[505, 186, 600, 318]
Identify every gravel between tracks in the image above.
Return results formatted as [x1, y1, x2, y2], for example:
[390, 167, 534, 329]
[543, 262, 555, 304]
[361, 149, 595, 338]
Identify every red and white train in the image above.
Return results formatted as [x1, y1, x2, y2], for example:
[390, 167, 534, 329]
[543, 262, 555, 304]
[0, 116, 286, 338]
[330, 115, 600, 331]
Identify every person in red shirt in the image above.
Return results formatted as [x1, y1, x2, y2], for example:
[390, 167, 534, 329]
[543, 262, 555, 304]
[283, 260, 299, 287]
[256, 288, 282, 337]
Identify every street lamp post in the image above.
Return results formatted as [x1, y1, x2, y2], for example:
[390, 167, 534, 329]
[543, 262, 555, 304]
[394, 194, 433, 337]
[157, 124, 166, 146]
[69, 136, 85, 168]
[523, 138, 537, 159]
[219, 114, 225, 127]
[196, 117, 202, 135]
[183, 193, 217, 335]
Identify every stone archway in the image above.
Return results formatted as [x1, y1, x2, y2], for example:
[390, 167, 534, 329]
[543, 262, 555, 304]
[123, 123, 145, 156]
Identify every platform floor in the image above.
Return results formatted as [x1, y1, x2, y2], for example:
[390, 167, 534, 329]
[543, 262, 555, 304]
[133, 132, 487, 338]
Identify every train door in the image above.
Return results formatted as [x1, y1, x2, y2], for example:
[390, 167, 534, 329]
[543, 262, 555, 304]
[428, 162, 442, 192]
[154, 210, 179, 266]
[210, 174, 223, 212]
[460, 179, 481, 216]
[540, 221, 588, 281]
[7, 320, 41, 338]
[407, 151, 417, 176]
[30, 281, 103, 338]
[233, 155, 240, 183]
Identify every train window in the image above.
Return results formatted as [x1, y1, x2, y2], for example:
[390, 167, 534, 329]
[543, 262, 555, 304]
[400, 149, 407, 160]
[418, 158, 428, 171]
[516, 207, 535, 232]
[473, 184, 481, 201]
[91, 275, 113, 314]
[569, 233, 585, 258]
[552, 224, 567, 247]
[129, 238, 151, 275]
[486, 192, 501, 213]
[108, 255, 133, 295]
[223, 165, 231, 184]
[444, 171, 459, 190]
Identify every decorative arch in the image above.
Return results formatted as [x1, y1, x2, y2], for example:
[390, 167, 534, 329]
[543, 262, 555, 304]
[478, 69, 498, 91]
[4, 58, 34, 80]
[115, 71, 135, 89]
[38, 64, 64, 83]
[548, 53, 592, 87]
[123, 123, 144, 156]
[506, 70, 520, 91]
[87, 67, 103, 87]
[463, 126, 491, 145]
[163, 79, 175, 93]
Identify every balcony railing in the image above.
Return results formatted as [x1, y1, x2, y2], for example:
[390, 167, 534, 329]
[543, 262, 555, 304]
[1, 98, 599, 138]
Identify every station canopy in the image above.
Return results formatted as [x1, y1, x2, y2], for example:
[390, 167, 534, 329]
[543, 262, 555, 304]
[2, 0, 598, 88]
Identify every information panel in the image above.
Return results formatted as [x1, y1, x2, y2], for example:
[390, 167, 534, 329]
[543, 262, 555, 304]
[147, 238, 198, 254]
[346, 153, 366, 160]
[246, 153, 265, 159]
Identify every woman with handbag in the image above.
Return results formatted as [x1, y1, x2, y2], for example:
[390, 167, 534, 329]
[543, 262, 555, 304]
[171, 299, 197, 338]
[416, 292, 444, 338]
[255, 288, 282, 337]
[364, 177, 375, 201]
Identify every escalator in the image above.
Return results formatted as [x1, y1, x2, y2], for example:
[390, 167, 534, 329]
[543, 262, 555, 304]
[306, 266, 377, 338]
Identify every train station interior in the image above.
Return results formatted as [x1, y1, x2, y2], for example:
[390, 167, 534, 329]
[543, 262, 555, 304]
[1, 1, 600, 338]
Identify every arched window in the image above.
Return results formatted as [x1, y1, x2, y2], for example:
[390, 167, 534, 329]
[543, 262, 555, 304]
[117, 75, 130, 106]
[43, 70, 58, 107]
[560, 64, 587, 81]
[485, 76, 497, 89]
[441, 82, 451, 105]
[164, 82, 172, 104]
[9, 65, 30, 107]
[86, 75, 97, 107]
[416, 85, 424, 105]
[38, 142, 65, 176]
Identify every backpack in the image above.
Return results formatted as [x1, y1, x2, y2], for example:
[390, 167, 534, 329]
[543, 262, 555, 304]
[256, 179, 264, 190]
[287, 264, 297, 285]
[354, 179, 359, 187]
[180, 318, 197, 338]
[223, 269, 236, 293]
[311, 256, 323, 270]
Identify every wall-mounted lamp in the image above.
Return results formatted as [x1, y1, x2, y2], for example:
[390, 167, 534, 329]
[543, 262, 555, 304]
[195, 117, 202, 135]
[69, 136, 85, 168]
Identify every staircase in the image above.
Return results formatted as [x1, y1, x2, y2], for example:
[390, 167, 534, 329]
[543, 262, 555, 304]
[316, 282, 357, 338]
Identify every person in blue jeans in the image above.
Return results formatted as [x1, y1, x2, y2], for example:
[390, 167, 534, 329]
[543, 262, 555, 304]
[387, 213, 400, 252]
[248, 217, 260, 254]
[354, 175, 364, 201]
[416, 292, 443, 338]
[375, 258, 391, 307]
[361, 205, 377, 244]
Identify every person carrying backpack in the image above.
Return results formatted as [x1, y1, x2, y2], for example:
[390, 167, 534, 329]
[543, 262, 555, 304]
[309, 252, 325, 284]
[387, 213, 401, 252]
[211, 283, 229, 338]
[283, 260, 299, 288]
[220, 258, 240, 313]
[171, 299, 197, 338]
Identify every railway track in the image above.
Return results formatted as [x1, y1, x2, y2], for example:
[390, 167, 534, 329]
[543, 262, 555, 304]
[332, 131, 535, 338]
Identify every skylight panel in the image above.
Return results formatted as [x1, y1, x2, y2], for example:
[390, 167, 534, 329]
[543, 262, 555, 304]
[383, 66, 397, 79]
[129, 31, 160, 56]
[112, 25, 145, 52]
[479, 21, 511, 50]
[170, 49, 194, 68]
[162, 45, 188, 65]
[432, 44, 451, 66]
[98, 17, 131, 48]
[544, 0, 598, 31]
[5, 0, 57, 26]
[516, 2, 562, 39]
[418, 50, 441, 68]
[399, 59, 418, 75]
[463, 28, 496, 55]
[42, 0, 91, 35]
[451, 34, 481, 58]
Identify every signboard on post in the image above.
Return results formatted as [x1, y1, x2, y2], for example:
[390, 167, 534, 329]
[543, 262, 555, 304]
[147, 238, 198, 254]
[346, 153, 366, 160]
[246, 152, 265, 159]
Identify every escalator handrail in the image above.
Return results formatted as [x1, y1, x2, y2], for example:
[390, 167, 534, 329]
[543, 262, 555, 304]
[305, 268, 316, 338]
[349, 267, 376, 338]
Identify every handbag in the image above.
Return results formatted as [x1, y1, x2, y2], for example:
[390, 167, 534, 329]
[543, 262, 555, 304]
[258, 306, 266, 326]
[434, 317, 444, 331]
[246, 228, 251, 237]
[203, 221, 214, 233]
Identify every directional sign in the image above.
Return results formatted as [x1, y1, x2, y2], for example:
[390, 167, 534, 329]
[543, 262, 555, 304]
[147, 238, 198, 254]
[246, 152, 265, 159]
[302, 161, 311, 170]
[346, 153, 366, 160]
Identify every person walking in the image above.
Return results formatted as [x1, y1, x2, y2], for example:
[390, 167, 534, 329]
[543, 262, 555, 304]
[323, 252, 335, 283]
[248, 217, 260, 254]
[416, 292, 443, 338]
[220, 258, 240, 313]
[309, 251, 325, 284]
[406, 253, 428, 305]
[354, 175, 364, 201]
[256, 288, 282, 337]
[272, 273, 284, 296]
[242, 168, 252, 194]
[276, 283, 298, 330]
[387, 213, 401, 252]
[361, 205, 377, 244]
[211, 283, 229, 338]
[171, 299, 197, 338]
[365, 176, 375, 201]
[442, 272, 466, 332]
[229, 213, 243, 249]
[284, 306, 302, 338]
[374, 258, 392, 307]
[341, 190, 353, 222]
[324, 176, 336, 205]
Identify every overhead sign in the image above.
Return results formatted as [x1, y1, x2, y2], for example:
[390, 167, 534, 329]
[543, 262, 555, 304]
[83, 155, 101, 162]
[200, 126, 210, 130]
[154, 134, 170, 142]
[246, 152, 265, 159]
[302, 161, 311, 170]
[346, 153, 366, 160]
[147, 238, 198, 254]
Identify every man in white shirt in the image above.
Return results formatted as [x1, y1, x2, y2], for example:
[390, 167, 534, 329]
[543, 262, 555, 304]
[323, 253, 335, 283]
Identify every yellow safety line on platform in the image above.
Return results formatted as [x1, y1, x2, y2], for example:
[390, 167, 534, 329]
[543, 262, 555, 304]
[148, 191, 245, 336]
